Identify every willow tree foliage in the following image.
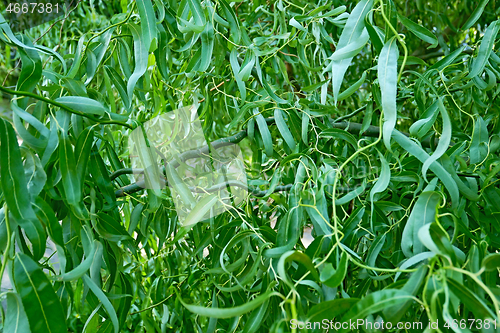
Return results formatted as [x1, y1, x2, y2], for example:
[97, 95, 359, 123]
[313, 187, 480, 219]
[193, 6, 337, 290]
[1, 0, 500, 332]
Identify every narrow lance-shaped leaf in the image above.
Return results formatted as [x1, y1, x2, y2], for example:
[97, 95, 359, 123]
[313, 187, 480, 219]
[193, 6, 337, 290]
[320, 251, 349, 288]
[392, 129, 459, 209]
[136, 0, 158, 50]
[462, 0, 491, 30]
[421, 98, 451, 181]
[197, 21, 214, 72]
[16, 36, 41, 108]
[179, 289, 281, 318]
[127, 23, 150, 102]
[4, 292, 31, 333]
[338, 289, 413, 333]
[327, 0, 373, 104]
[0, 118, 46, 260]
[82, 275, 119, 333]
[378, 36, 399, 151]
[13, 253, 68, 333]
[401, 189, 440, 258]
[398, 14, 438, 48]
[182, 194, 218, 226]
[55, 96, 106, 116]
[470, 115, 489, 164]
[255, 112, 274, 156]
[59, 131, 88, 219]
[467, 20, 500, 78]
[274, 109, 296, 151]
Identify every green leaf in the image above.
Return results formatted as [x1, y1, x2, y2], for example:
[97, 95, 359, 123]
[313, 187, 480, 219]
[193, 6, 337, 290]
[55, 96, 107, 116]
[75, 128, 94, 190]
[307, 298, 359, 322]
[104, 66, 131, 110]
[339, 289, 412, 332]
[447, 277, 496, 319]
[179, 290, 280, 318]
[421, 98, 451, 180]
[335, 179, 367, 205]
[398, 14, 438, 48]
[277, 251, 320, 287]
[327, 0, 373, 103]
[383, 265, 428, 323]
[241, 300, 269, 333]
[59, 131, 87, 219]
[136, 0, 158, 51]
[83, 274, 119, 333]
[409, 99, 439, 139]
[255, 112, 273, 156]
[481, 253, 500, 272]
[58, 240, 103, 282]
[182, 194, 218, 226]
[13, 253, 68, 333]
[320, 128, 358, 148]
[337, 71, 367, 101]
[219, 0, 241, 43]
[32, 197, 64, 247]
[96, 212, 131, 242]
[401, 191, 441, 258]
[320, 251, 349, 288]
[66, 34, 87, 78]
[254, 58, 288, 104]
[378, 36, 399, 151]
[230, 49, 247, 102]
[470, 115, 489, 164]
[15, 36, 42, 98]
[369, 152, 391, 202]
[4, 292, 31, 333]
[392, 130, 459, 208]
[197, 21, 214, 72]
[127, 23, 150, 101]
[274, 109, 296, 151]
[461, 0, 491, 30]
[0, 118, 46, 260]
[467, 20, 500, 78]
[418, 222, 455, 260]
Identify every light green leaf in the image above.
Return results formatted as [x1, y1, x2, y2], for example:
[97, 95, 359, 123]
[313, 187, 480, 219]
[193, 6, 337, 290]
[401, 191, 441, 258]
[320, 252, 349, 288]
[421, 98, 451, 180]
[369, 152, 391, 202]
[481, 253, 500, 272]
[378, 36, 399, 151]
[4, 293, 31, 333]
[55, 96, 106, 116]
[328, 0, 373, 104]
[470, 115, 489, 164]
[274, 109, 296, 151]
[179, 290, 280, 318]
[182, 194, 218, 226]
[197, 21, 214, 72]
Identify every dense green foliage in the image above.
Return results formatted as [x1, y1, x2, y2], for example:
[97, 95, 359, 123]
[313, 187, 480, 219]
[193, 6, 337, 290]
[1, 0, 500, 332]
